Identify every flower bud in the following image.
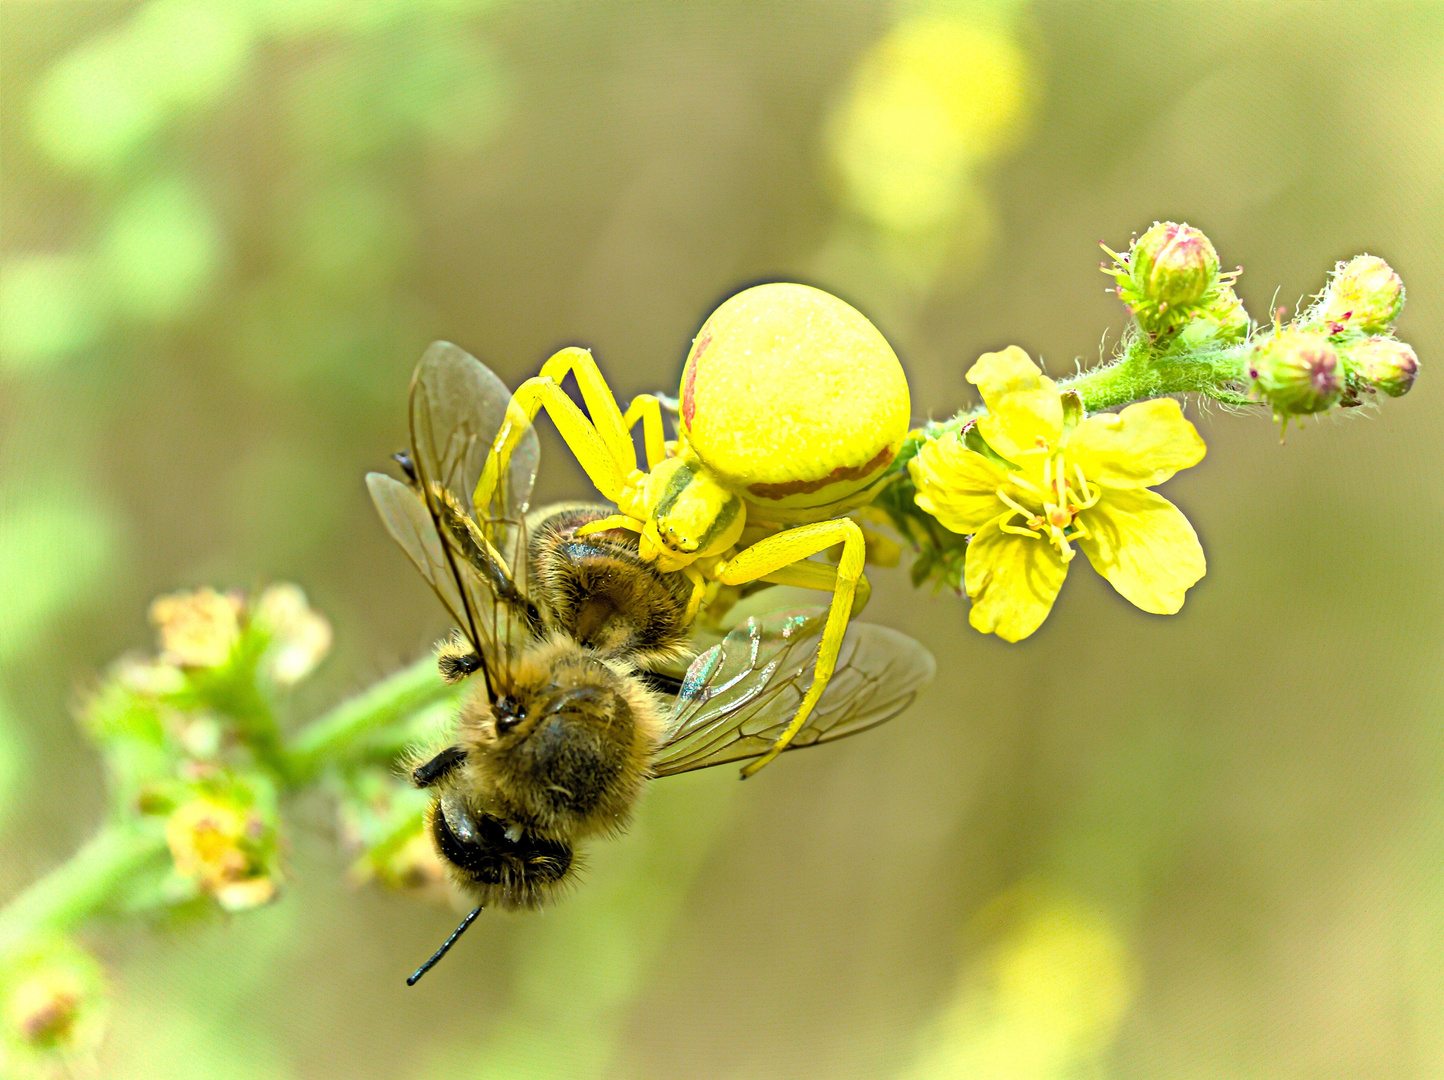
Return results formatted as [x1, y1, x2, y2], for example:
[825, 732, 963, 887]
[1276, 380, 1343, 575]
[251, 584, 332, 686]
[1320, 255, 1404, 332]
[1248, 329, 1343, 417]
[149, 588, 242, 669]
[1346, 336, 1418, 397]
[1177, 283, 1249, 348]
[1129, 221, 1220, 310]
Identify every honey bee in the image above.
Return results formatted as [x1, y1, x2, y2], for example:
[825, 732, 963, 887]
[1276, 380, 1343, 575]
[368, 343, 935, 985]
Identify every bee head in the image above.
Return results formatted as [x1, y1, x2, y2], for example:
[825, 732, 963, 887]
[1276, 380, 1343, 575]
[427, 794, 573, 910]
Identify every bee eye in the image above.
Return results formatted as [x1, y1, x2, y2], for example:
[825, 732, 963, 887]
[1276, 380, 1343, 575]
[494, 696, 525, 734]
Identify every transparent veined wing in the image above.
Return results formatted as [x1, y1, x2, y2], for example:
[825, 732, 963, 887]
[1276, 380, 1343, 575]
[370, 343, 542, 683]
[366, 471, 473, 640]
[653, 609, 936, 776]
[408, 340, 539, 549]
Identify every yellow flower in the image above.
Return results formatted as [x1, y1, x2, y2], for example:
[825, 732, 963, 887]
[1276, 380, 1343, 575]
[149, 587, 241, 668]
[251, 583, 332, 686]
[1, 940, 109, 1073]
[165, 796, 278, 911]
[910, 347, 1207, 641]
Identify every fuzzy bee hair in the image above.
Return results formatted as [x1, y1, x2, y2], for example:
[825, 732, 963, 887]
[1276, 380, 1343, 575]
[452, 633, 667, 842]
[527, 504, 695, 670]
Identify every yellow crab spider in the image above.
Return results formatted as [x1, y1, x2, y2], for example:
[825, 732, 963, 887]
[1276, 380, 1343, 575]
[476, 283, 911, 777]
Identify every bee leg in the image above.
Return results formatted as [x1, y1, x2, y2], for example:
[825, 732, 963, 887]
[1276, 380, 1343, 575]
[392, 450, 417, 483]
[712, 518, 865, 777]
[635, 670, 684, 697]
[412, 746, 468, 788]
[436, 646, 484, 684]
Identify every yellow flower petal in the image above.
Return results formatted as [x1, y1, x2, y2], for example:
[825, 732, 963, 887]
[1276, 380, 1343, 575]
[1066, 398, 1206, 488]
[965, 346, 1063, 461]
[1077, 486, 1205, 614]
[964, 517, 1069, 641]
[909, 432, 1010, 533]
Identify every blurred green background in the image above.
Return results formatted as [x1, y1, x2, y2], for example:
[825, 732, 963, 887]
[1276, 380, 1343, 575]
[4, 1, 1444, 1076]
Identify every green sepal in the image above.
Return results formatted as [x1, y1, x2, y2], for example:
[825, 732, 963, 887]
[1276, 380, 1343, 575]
[1059, 390, 1084, 431]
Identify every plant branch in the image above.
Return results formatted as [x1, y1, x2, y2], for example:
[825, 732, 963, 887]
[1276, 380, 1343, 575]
[0, 823, 168, 960]
[285, 656, 454, 783]
[1059, 338, 1254, 411]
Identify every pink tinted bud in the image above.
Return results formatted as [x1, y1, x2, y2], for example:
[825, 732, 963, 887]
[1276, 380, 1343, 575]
[1129, 221, 1220, 310]
[1348, 336, 1418, 397]
[1321, 255, 1404, 332]
[1248, 329, 1343, 416]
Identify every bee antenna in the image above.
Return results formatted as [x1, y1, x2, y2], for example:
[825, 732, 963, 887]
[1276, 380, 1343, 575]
[392, 450, 417, 482]
[407, 905, 483, 986]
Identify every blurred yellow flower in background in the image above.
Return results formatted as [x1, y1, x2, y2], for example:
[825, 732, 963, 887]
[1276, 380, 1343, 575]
[819, 7, 1036, 296]
[900, 890, 1135, 1080]
[148, 587, 242, 669]
[828, 13, 1032, 232]
[911, 347, 1207, 640]
[165, 795, 278, 912]
[1, 939, 110, 1079]
[251, 583, 332, 686]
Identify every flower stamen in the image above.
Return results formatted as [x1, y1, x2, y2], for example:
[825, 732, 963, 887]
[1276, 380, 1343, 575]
[988, 449, 1106, 566]
[1070, 463, 1100, 511]
[1008, 472, 1041, 495]
[996, 489, 1044, 538]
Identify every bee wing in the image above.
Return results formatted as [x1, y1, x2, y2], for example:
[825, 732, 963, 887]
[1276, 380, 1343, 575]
[652, 609, 936, 776]
[370, 342, 541, 675]
[366, 471, 474, 638]
[408, 340, 538, 532]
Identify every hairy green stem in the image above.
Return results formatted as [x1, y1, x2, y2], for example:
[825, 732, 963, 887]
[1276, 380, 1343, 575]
[0, 657, 455, 959]
[0, 823, 169, 961]
[1059, 338, 1252, 410]
[285, 656, 453, 783]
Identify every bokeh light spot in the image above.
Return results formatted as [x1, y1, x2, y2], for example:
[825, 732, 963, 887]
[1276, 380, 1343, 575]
[0, 254, 102, 372]
[101, 177, 224, 321]
[827, 14, 1035, 233]
[0, 493, 117, 665]
[30, 0, 253, 173]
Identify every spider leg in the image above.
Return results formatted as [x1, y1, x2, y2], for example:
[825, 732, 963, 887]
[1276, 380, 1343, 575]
[756, 556, 871, 618]
[712, 517, 866, 777]
[536, 347, 635, 469]
[622, 395, 668, 469]
[573, 514, 643, 538]
[475, 349, 637, 510]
